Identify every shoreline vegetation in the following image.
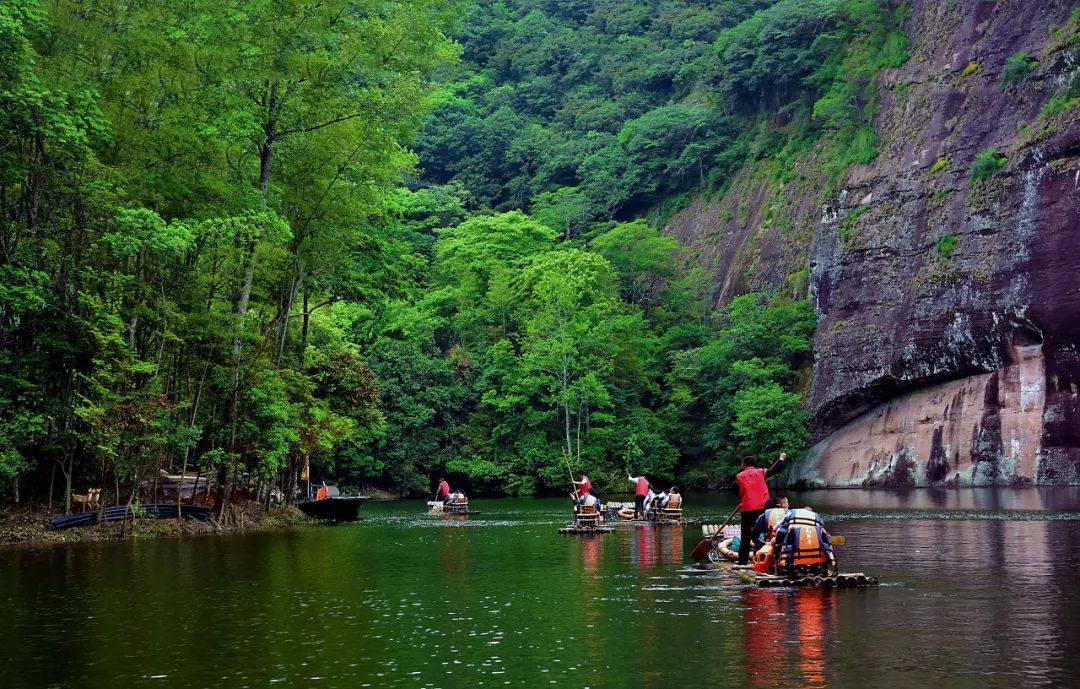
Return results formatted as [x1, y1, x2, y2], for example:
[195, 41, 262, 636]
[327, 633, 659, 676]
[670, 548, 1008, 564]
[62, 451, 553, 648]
[0, 502, 310, 548]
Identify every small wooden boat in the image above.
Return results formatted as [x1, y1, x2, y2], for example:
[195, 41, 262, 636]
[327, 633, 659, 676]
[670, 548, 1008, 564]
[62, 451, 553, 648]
[297, 486, 368, 522]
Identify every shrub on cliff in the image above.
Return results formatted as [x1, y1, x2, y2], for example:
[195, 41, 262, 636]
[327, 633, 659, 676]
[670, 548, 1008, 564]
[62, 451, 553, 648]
[1001, 51, 1038, 91]
[970, 148, 1007, 185]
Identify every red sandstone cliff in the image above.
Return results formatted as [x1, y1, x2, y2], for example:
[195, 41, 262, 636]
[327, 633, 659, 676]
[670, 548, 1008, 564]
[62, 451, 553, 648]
[665, 0, 1080, 487]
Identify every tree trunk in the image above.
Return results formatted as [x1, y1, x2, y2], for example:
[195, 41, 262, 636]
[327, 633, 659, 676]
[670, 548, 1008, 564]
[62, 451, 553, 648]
[561, 374, 573, 460]
[214, 461, 231, 519]
[128, 314, 138, 351]
[258, 84, 276, 203]
[576, 401, 583, 465]
[301, 288, 310, 352]
[231, 243, 256, 390]
[48, 459, 56, 514]
[120, 470, 140, 538]
[278, 264, 302, 360]
[63, 454, 74, 515]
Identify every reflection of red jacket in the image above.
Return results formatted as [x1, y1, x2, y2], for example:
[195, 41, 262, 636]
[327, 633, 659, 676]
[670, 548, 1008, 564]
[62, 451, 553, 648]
[438, 480, 450, 497]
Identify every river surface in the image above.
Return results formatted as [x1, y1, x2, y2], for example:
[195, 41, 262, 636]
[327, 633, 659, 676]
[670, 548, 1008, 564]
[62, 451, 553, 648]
[3, 488, 1080, 689]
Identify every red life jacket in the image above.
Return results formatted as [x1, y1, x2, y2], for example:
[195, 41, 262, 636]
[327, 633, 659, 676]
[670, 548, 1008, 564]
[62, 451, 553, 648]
[438, 480, 450, 497]
[736, 467, 769, 511]
[580, 476, 591, 495]
[635, 477, 649, 496]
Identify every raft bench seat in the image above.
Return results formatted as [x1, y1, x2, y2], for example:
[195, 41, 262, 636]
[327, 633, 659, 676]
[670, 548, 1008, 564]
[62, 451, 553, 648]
[660, 495, 682, 522]
[576, 504, 599, 527]
[445, 500, 468, 515]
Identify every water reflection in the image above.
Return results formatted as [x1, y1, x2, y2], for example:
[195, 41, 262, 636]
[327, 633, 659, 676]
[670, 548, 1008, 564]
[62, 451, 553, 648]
[795, 486, 1080, 513]
[2, 492, 1080, 689]
[616, 525, 685, 568]
[742, 588, 834, 689]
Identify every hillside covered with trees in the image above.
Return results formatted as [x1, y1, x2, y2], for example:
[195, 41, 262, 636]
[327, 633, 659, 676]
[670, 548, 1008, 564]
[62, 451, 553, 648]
[0, 0, 913, 506]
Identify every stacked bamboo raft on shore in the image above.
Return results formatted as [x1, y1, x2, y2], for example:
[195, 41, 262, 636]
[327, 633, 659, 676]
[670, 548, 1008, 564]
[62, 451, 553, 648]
[50, 504, 212, 530]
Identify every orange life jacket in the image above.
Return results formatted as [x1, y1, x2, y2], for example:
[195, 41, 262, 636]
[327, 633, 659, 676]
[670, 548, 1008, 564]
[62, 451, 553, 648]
[752, 542, 775, 573]
[774, 508, 830, 569]
[764, 507, 786, 537]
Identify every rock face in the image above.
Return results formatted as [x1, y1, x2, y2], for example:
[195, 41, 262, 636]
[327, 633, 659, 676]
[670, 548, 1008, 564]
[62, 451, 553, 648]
[667, 0, 1080, 486]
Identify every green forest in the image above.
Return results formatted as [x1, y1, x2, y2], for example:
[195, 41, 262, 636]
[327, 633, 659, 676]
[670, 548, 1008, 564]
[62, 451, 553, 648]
[0, 0, 909, 508]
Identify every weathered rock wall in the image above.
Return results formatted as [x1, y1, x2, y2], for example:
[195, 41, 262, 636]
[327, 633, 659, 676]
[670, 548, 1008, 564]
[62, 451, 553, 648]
[666, 0, 1080, 486]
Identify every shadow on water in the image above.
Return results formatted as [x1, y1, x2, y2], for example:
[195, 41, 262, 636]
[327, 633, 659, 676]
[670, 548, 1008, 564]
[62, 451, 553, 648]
[1, 489, 1079, 688]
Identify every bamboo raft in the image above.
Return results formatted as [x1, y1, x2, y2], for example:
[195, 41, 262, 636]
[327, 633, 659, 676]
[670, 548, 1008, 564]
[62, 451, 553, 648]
[703, 561, 878, 588]
[558, 524, 613, 534]
[50, 504, 212, 530]
[426, 501, 478, 516]
[611, 517, 703, 526]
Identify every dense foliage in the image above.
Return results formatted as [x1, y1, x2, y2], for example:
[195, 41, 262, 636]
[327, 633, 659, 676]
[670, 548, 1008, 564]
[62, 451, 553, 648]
[418, 0, 909, 219]
[1, 0, 909, 506]
[0, 0, 460, 510]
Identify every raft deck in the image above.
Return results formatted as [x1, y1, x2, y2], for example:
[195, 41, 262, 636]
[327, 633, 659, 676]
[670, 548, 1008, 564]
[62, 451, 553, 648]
[705, 561, 878, 588]
[558, 525, 613, 534]
[612, 517, 702, 526]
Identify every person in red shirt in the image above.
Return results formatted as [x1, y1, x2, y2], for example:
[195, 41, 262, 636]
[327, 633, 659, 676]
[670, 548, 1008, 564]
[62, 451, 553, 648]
[571, 473, 591, 500]
[735, 453, 787, 565]
[627, 473, 649, 519]
[437, 477, 451, 504]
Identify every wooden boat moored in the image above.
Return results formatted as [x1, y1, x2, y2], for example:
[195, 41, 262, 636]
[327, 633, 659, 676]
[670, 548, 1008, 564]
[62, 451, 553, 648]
[297, 487, 368, 522]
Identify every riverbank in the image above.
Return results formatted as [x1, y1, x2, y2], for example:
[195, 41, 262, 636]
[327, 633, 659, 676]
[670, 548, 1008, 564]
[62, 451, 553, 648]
[0, 502, 310, 547]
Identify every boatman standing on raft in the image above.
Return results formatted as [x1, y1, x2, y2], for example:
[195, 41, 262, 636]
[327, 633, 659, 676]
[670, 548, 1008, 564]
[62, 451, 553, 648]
[735, 453, 788, 567]
[437, 477, 451, 504]
[571, 473, 591, 500]
[628, 473, 649, 519]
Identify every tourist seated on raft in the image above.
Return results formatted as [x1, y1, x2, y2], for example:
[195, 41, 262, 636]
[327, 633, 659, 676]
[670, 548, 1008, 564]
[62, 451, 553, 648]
[666, 487, 681, 506]
[750, 497, 790, 549]
[642, 486, 658, 515]
[574, 489, 602, 524]
[768, 507, 837, 576]
[649, 488, 668, 518]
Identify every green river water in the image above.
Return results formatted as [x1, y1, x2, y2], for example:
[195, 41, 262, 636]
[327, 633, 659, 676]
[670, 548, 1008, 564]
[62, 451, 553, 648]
[3, 489, 1080, 689]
